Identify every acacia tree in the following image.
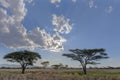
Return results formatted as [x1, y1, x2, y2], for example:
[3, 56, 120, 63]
[41, 61, 49, 69]
[4, 50, 41, 74]
[63, 48, 109, 74]
[52, 63, 64, 69]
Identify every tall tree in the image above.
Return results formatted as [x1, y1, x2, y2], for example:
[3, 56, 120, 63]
[4, 50, 41, 74]
[63, 48, 109, 74]
[41, 61, 49, 69]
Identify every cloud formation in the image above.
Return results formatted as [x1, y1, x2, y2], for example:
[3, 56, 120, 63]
[105, 6, 113, 13]
[0, 0, 29, 49]
[27, 27, 66, 52]
[50, 0, 61, 7]
[89, 0, 94, 8]
[50, 0, 77, 7]
[0, 0, 73, 52]
[50, 0, 61, 4]
[52, 14, 73, 34]
[27, 14, 73, 52]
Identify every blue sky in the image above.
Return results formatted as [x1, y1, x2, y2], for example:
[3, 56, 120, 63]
[0, 0, 120, 68]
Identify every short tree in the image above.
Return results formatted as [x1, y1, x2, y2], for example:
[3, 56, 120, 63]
[41, 61, 49, 69]
[4, 50, 41, 74]
[52, 63, 64, 69]
[63, 48, 109, 74]
[64, 65, 68, 69]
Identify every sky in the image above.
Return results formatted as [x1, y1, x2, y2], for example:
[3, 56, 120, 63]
[0, 0, 120, 68]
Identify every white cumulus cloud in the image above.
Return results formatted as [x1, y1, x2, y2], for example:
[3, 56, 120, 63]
[52, 14, 73, 34]
[50, 0, 61, 4]
[0, 0, 29, 49]
[0, 0, 73, 52]
[27, 14, 73, 52]
[0, 0, 10, 8]
[27, 27, 66, 52]
[50, 0, 61, 7]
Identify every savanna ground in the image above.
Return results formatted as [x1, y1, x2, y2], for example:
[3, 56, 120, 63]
[0, 69, 120, 80]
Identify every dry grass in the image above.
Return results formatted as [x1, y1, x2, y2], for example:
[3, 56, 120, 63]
[0, 69, 120, 80]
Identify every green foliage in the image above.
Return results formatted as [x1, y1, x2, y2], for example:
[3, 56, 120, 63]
[63, 48, 108, 65]
[63, 48, 109, 74]
[4, 50, 41, 66]
[52, 63, 64, 69]
[4, 50, 41, 74]
[41, 61, 49, 68]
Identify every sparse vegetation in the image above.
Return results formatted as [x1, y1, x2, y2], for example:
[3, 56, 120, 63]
[0, 69, 119, 80]
[2, 49, 118, 80]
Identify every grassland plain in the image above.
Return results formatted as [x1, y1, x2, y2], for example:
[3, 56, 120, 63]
[0, 69, 120, 80]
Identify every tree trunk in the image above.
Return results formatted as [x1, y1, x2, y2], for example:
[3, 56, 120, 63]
[82, 65, 87, 74]
[21, 65, 26, 74]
